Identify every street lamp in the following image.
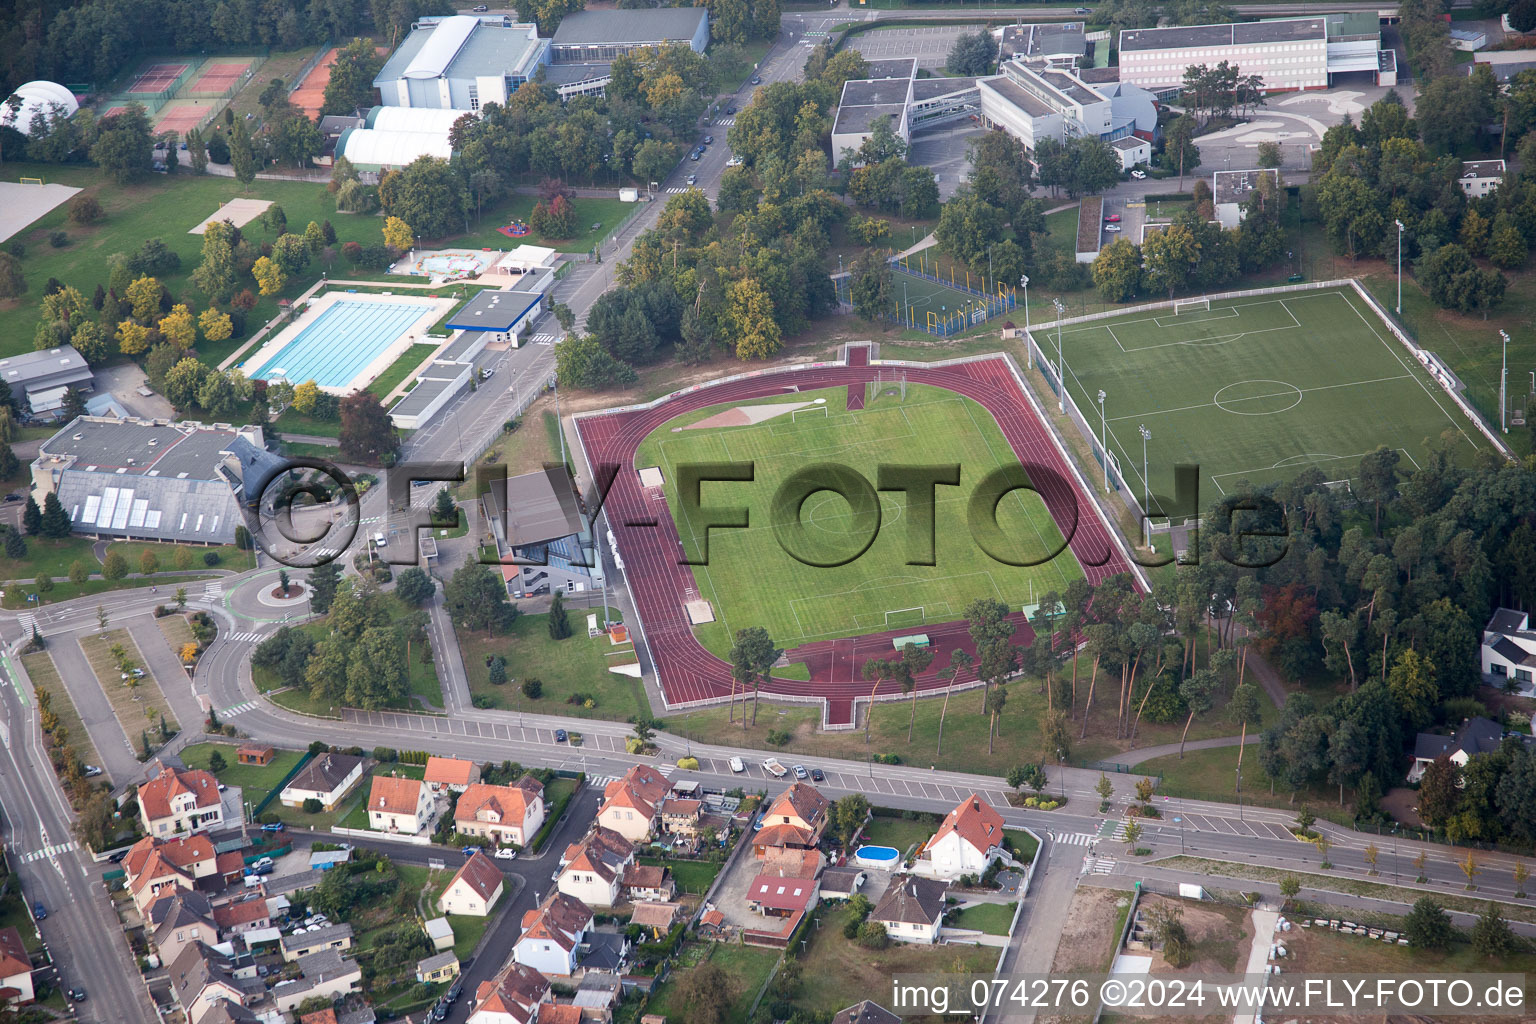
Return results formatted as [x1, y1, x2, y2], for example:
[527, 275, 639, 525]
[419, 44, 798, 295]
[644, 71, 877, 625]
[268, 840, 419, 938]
[1056, 749, 1065, 800]
[1052, 298, 1066, 414]
[1394, 219, 1405, 314]
[1500, 330, 1511, 433]
[1097, 389, 1108, 491]
[1235, 766, 1243, 821]
[1138, 424, 1151, 549]
[1020, 274, 1031, 369]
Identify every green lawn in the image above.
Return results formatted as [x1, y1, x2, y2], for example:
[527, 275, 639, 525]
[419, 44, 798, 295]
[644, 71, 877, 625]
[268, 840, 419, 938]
[24, 650, 105, 782]
[105, 541, 255, 573]
[634, 384, 1083, 658]
[336, 763, 428, 832]
[1006, 827, 1039, 863]
[859, 814, 935, 857]
[0, 890, 42, 953]
[644, 942, 781, 1024]
[367, 343, 440, 398]
[457, 194, 637, 253]
[180, 743, 304, 810]
[948, 901, 1016, 935]
[637, 855, 723, 895]
[0, 535, 102, 584]
[1138, 743, 1341, 818]
[1052, 286, 1490, 510]
[460, 607, 647, 720]
[3, 573, 213, 609]
[272, 406, 342, 438]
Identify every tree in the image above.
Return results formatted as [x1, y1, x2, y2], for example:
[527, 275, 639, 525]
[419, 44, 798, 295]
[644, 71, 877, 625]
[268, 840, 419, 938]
[849, 249, 894, 322]
[1459, 849, 1480, 889]
[1489, 219, 1528, 270]
[1122, 818, 1142, 850]
[1416, 243, 1507, 317]
[198, 307, 233, 344]
[1356, 445, 1401, 534]
[833, 793, 870, 843]
[1257, 140, 1283, 168]
[378, 156, 471, 239]
[1278, 874, 1300, 905]
[444, 555, 516, 636]
[1418, 755, 1460, 828]
[252, 256, 286, 297]
[395, 566, 436, 606]
[1472, 900, 1514, 958]
[383, 215, 413, 251]
[726, 278, 781, 360]
[68, 560, 88, 584]
[1386, 648, 1437, 731]
[433, 486, 456, 525]
[292, 380, 320, 415]
[101, 550, 127, 580]
[0, 252, 24, 299]
[192, 232, 237, 302]
[556, 334, 637, 390]
[308, 561, 342, 615]
[3, 529, 24, 561]
[1093, 238, 1142, 302]
[162, 358, 211, 411]
[1095, 773, 1113, 802]
[185, 127, 208, 174]
[323, 37, 386, 116]
[673, 962, 731, 1024]
[1141, 222, 1201, 299]
[488, 656, 507, 687]
[158, 304, 197, 349]
[40, 492, 71, 538]
[1404, 897, 1453, 950]
[946, 30, 998, 76]
[548, 591, 572, 640]
[21, 497, 40, 536]
[1163, 115, 1201, 188]
[729, 626, 782, 726]
[126, 274, 162, 322]
[1516, 860, 1529, 898]
[338, 392, 399, 464]
[522, 677, 542, 698]
[139, 549, 158, 576]
[91, 103, 153, 183]
[207, 749, 227, 772]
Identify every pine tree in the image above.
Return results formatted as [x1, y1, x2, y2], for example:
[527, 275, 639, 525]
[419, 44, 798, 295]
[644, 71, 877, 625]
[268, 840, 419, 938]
[548, 591, 572, 640]
[21, 496, 41, 536]
[40, 492, 71, 539]
[308, 560, 342, 614]
[3, 528, 24, 560]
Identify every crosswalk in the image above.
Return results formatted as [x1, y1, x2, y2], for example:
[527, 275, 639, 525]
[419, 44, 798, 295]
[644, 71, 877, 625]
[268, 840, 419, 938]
[202, 582, 223, 599]
[715, 117, 736, 126]
[591, 763, 676, 788]
[224, 631, 264, 644]
[530, 334, 557, 345]
[1106, 819, 1132, 842]
[1049, 831, 1095, 847]
[17, 613, 36, 638]
[21, 841, 76, 863]
[1089, 856, 1116, 875]
[218, 700, 258, 718]
[664, 186, 691, 194]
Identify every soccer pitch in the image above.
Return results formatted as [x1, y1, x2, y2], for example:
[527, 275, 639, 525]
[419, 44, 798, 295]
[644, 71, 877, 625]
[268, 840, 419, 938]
[632, 384, 1085, 655]
[1044, 287, 1491, 511]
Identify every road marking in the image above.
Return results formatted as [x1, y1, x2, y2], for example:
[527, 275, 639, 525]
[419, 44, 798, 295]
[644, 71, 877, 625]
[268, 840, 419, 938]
[530, 334, 557, 345]
[224, 631, 264, 644]
[1090, 856, 1116, 875]
[16, 613, 35, 637]
[218, 701, 257, 717]
[715, 117, 736, 125]
[22, 841, 77, 863]
[1049, 832, 1094, 847]
[202, 582, 223, 599]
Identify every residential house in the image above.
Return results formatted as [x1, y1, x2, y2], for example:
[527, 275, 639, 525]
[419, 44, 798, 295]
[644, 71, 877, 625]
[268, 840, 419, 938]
[280, 923, 355, 962]
[597, 765, 670, 842]
[455, 777, 546, 847]
[746, 874, 820, 918]
[819, 867, 866, 901]
[1482, 608, 1536, 696]
[124, 835, 219, 913]
[869, 876, 947, 945]
[1409, 716, 1532, 782]
[271, 949, 362, 1013]
[139, 761, 225, 838]
[558, 827, 635, 907]
[425, 756, 481, 793]
[0, 927, 33, 1006]
[920, 794, 1006, 879]
[417, 951, 460, 984]
[1460, 160, 1505, 198]
[235, 746, 273, 766]
[470, 960, 551, 1024]
[147, 890, 218, 967]
[752, 782, 829, 858]
[834, 1002, 902, 1024]
[169, 944, 257, 1024]
[299, 1011, 338, 1024]
[657, 797, 702, 837]
[367, 774, 434, 834]
[200, 1004, 263, 1024]
[212, 895, 271, 935]
[621, 864, 675, 903]
[439, 851, 505, 917]
[759, 847, 823, 880]
[280, 753, 369, 811]
[540, 1003, 586, 1024]
[628, 901, 679, 936]
[515, 892, 594, 976]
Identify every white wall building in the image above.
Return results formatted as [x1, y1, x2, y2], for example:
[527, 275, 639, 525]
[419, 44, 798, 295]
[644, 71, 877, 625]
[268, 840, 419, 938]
[919, 795, 1007, 879]
[1483, 608, 1536, 695]
[1119, 14, 1390, 93]
[1460, 160, 1505, 198]
[1212, 168, 1281, 229]
[374, 15, 548, 110]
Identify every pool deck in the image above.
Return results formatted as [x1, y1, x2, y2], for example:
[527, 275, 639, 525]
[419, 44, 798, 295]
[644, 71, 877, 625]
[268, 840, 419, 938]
[238, 290, 456, 395]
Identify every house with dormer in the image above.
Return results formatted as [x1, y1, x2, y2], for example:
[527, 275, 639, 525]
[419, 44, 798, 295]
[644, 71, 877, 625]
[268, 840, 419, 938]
[367, 774, 435, 834]
[558, 827, 636, 907]
[139, 761, 225, 838]
[919, 794, 1006, 879]
[469, 960, 551, 1024]
[147, 889, 218, 967]
[1483, 608, 1536, 696]
[124, 834, 220, 913]
[597, 765, 670, 842]
[455, 777, 545, 847]
[514, 892, 594, 976]
[752, 782, 829, 858]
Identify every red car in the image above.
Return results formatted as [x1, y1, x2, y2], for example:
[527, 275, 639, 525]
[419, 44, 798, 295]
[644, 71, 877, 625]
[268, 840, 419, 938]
[1104, 213, 1122, 223]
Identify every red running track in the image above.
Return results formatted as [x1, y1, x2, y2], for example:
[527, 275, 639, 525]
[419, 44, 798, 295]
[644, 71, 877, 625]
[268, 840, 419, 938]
[575, 357, 1139, 727]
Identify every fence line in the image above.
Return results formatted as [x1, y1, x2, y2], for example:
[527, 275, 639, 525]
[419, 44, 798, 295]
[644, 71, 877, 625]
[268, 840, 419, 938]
[287, 42, 334, 93]
[180, 54, 269, 100]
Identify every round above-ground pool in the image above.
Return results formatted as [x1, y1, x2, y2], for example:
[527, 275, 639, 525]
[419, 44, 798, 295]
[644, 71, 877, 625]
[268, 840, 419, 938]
[854, 845, 900, 868]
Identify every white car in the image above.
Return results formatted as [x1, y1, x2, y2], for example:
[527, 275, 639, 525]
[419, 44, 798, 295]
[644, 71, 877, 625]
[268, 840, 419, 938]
[1105, 224, 1122, 232]
[1130, 169, 1147, 179]
[762, 758, 787, 778]
[792, 764, 808, 780]
[726, 156, 742, 167]
[729, 756, 745, 773]
[494, 847, 518, 860]
[686, 174, 697, 186]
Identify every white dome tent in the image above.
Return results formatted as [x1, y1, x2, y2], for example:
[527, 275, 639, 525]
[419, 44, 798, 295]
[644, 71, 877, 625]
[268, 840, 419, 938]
[1, 81, 78, 136]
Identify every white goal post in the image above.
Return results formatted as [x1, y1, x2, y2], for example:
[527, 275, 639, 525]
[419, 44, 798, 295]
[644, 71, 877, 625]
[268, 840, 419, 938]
[1173, 296, 1211, 315]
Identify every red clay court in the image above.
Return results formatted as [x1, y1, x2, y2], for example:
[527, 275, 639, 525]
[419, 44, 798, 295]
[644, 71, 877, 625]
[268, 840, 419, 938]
[189, 60, 251, 93]
[154, 100, 213, 135]
[126, 62, 190, 94]
[574, 353, 1144, 727]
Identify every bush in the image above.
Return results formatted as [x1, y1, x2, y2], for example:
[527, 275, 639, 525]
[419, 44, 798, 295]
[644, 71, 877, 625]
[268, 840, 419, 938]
[48, 231, 67, 248]
[203, 551, 220, 566]
[68, 196, 103, 225]
[472, 694, 495, 709]
[677, 756, 700, 770]
[257, 811, 281, 825]
[373, 747, 399, 763]
[303, 797, 323, 814]
[521, 677, 542, 699]
[7, 241, 23, 258]
[765, 729, 791, 747]
[856, 921, 889, 949]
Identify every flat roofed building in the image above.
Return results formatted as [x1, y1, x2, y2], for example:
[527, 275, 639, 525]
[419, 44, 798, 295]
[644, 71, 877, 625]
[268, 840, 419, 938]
[444, 288, 548, 346]
[1119, 15, 1389, 93]
[375, 15, 548, 110]
[996, 22, 1087, 63]
[549, 9, 709, 63]
[1212, 168, 1280, 228]
[32, 416, 281, 546]
[0, 345, 93, 419]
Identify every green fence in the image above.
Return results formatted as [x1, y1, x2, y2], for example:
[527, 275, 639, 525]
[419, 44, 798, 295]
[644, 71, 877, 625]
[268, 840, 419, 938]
[250, 750, 315, 819]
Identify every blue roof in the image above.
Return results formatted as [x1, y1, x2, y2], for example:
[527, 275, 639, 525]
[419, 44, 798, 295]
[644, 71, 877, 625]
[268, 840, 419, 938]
[445, 290, 541, 332]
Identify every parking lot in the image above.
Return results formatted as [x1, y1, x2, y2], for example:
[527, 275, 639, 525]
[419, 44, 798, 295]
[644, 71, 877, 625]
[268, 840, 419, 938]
[908, 123, 986, 200]
[1098, 197, 1147, 246]
[850, 25, 974, 69]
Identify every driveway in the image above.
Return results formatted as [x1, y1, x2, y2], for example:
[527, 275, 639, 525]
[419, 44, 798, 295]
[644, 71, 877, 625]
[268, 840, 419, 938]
[92, 362, 176, 420]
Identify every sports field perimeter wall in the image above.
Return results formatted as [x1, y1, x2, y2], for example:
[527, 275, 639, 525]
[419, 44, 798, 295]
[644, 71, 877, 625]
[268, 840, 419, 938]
[1022, 278, 1515, 547]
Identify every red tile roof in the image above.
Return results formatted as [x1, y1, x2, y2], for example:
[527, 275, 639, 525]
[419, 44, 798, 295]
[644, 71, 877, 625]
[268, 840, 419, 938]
[932, 793, 1005, 855]
[298, 1011, 339, 1024]
[139, 762, 221, 821]
[455, 780, 540, 828]
[125, 834, 214, 881]
[747, 874, 818, 912]
[622, 864, 670, 891]
[753, 823, 814, 850]
[561, 827, 634, 884]
[539, 1004, 583, 1024]
[519, 892, 592, 953]
[766, 782, 828, 826]
[0, 927, 29, 980]
[446, 851, 504, 904]
[425, 756, 477, 787]
[212, 897, 269, 930]
[475, 961, 549, 1024]
[368, 774, 424, 816]
[601, 765, 670, 819]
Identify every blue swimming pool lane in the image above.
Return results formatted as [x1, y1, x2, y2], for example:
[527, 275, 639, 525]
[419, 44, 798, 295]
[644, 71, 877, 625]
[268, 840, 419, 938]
[250, 299, 434, 389]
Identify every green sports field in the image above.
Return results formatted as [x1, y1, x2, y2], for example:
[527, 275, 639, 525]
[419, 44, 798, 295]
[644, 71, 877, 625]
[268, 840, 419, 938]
[1044, 287, 1491, 511]
[633, 384, 1085, 656]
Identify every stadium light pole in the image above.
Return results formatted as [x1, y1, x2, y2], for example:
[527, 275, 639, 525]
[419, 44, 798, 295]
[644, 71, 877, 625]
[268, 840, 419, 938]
[1052, 297, 1065, 413]
[1501, 330, 1510, 433]
[1394, 219, 1405, 314]
[1139, 424, 1151, 549]
[1020, 274, 1031, 369]
[1097, 389, 1108, 491]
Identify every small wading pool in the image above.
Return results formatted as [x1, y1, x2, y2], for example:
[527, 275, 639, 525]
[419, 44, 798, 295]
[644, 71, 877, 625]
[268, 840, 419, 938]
[854, 845, 900, 867]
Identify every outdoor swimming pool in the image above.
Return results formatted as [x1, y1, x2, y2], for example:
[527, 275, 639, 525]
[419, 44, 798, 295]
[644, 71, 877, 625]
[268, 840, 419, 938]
[249, 299, 435, 389]
[854, 845, 900, 867]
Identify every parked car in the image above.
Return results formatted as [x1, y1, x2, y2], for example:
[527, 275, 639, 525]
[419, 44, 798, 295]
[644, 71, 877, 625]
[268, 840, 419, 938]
[554, 728, 568, 742]
[703, 135, 713, 145]
[253, 863, 274, 875]
[67, 988, 86, 1002]
[726, 156, 743, 167]
[1104, 213, 1121, 223]
[494, 847, 517, 860]
[2, 494, 22, 502]
[725, 105, 737, 115]
[686, 174, 697, 185]
[762, 758, 786, 778]
[689, 150, 700, 161]
[257, 965, 269, 977]
[33, 903, 45, 920]
[252, 857, 273, 870]
[447, 980, 464, 1002]
[1105, 224, 1123, 232]
[463, 846, 484, 857]
[729, 756, 745, 773]
[750, 76, 761, 85]
[810, 767, 824, 782]
[84, 765, 103, 777]
[1074, 6, 1091, 12]
[792, 764, 808, 780]
[473, 3, 488, 8]
[1130, 169, 1147, 179]
[261, 822, 285, 832]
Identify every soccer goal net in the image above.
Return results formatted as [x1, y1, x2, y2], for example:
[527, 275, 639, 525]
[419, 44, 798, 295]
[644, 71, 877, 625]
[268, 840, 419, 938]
[18, 177, 43, 185]
[884, 607, 926, 629]
[1173, 296, 1211, 315]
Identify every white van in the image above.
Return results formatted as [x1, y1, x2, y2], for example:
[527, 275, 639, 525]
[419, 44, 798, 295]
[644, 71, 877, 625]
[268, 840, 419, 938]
[729, 756, 745, 773]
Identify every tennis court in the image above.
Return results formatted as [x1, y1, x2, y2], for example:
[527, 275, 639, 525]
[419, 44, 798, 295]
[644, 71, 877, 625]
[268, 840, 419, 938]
[154, 99, 215, 135]
[189, 60, 252, 94]
[126, 61, 190, 94]
[247, 296, 442, 390]
[289, 46, 338, 118]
